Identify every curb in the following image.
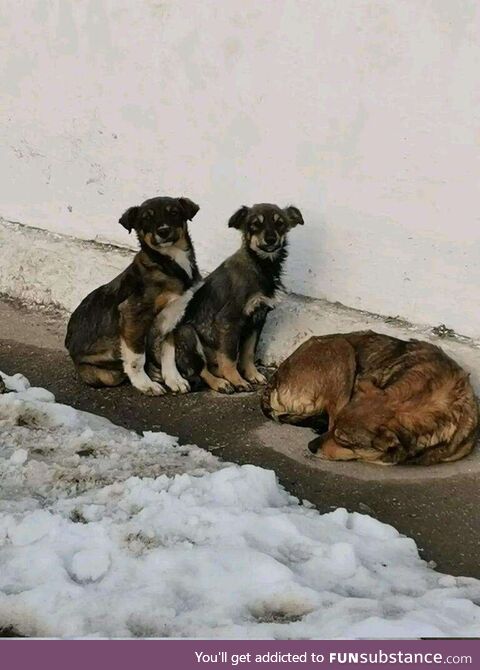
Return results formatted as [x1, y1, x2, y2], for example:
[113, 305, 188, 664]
[2, 217, 479, 392]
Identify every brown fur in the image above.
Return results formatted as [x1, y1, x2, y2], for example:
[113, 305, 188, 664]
[262, 331, 479, 465]
[147, 203, 304, 394]
[65, 196, 200, 392]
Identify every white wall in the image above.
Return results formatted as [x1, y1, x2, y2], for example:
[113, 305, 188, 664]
[1, 0, 479, 336]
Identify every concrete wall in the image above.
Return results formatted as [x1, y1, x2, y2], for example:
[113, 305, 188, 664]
[1, 0, 479, 336]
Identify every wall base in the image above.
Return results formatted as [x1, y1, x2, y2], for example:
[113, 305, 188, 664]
[2, 218, 479, 392]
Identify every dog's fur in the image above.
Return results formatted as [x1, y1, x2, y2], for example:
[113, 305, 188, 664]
[262, 331, 479, 465]
[65, 196, 201, 395]
[147, 203, 304, 393]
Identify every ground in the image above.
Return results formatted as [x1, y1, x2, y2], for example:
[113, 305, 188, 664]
[2, 365, 480, 638]
[0, 298, 479, 580]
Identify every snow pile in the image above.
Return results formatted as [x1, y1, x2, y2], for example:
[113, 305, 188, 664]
[1, 370, 480, 639]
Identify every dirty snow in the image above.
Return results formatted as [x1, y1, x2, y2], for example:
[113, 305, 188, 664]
[1, 369, 480, 639]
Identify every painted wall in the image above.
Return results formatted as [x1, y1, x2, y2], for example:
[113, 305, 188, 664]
[1, 0, 479, 336]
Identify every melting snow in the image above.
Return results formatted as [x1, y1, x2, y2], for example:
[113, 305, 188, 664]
[1, 369, 480, 638]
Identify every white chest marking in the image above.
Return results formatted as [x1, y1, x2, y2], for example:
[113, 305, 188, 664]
[162, 246, 193, 278]
[155, 282, 203, 337]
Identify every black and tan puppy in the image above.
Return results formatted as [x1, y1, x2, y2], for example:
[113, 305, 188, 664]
[65, 196, 201, 395]
[262, 331, 478, 465]
[147, 203, 304, 393]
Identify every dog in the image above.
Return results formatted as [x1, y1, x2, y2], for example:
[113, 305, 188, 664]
[65, 196, 201, 395]
[147, 203, 304, 394]
[262, 331, 479, 465]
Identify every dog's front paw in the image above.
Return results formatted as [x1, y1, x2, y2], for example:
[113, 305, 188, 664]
[165, 373, 190, 394]
[233, 379, 253, 393]
[140, 380, 166, 396]
[244, 368, 267, 385]
[131, 373, 166, 395]
[215, 379, 235, 394]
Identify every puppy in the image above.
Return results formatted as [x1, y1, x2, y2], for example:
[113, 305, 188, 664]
[65, 196, 201, 395]
[147, 203, 304, 393]
[262, 331, 479, 465]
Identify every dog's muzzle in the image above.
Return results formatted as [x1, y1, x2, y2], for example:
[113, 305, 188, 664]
[259, 238, 282, 253]
[154, 228, 176, 245]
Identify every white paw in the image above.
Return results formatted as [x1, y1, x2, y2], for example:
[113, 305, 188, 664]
[165, 374, 190, 394]
[134, 378, 166, 396]
[245, 368, 268, 385]
[142, 380, 166, 396]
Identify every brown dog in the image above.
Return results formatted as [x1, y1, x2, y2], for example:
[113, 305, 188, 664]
[65, 196, 200, 395]
[147, 202, 304, 394]
[262, 331, 478, 465]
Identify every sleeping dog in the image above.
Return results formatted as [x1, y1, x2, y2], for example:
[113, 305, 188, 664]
[147, 203, 304, 393]
[65, 196, 200, 395]
[262, 331, 479, 465]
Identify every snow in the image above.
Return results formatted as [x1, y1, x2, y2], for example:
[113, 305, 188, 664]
[1, 369, 480, 639]
[70, 548, 111, 583]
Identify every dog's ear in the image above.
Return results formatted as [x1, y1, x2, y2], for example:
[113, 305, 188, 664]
[284, 205, 304, 227]
[119, 206, 140, 233]
[228, 206, 249, 229]
[178, 198, 200, 221]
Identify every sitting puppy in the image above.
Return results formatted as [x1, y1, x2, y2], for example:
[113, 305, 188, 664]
[147, 203, 304, 393]
[262, 331, 478, 465]
[65, 196, 200, 395]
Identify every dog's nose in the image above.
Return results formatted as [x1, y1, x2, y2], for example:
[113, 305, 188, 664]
[157, 226, 171, 239]
[308, 438, 319, 454]
[264, 232, 278, 246]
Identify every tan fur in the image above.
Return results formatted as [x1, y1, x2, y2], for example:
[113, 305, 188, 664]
[262, 331, 479, 465]
[74, 251, 188, 384]
[77, 364, 126, 388]
[263, 337, 356, 426]
[215, 352, 251, 392]
[199, 368, 234, 393]
[66, 196, 200, 393]
[239, 330, 267, 384]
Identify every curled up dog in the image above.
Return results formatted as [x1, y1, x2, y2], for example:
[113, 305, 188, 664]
[262, 331, 479, 465]
[65, 196, 201, 395]
[147, 203, 304, 394]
